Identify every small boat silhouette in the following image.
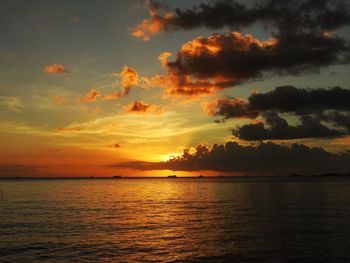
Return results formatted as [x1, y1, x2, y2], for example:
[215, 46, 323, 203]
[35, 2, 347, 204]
[167, 175, 177, 178]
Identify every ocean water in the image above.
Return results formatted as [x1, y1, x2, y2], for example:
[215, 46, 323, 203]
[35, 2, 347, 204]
[0, 177, 350, 262]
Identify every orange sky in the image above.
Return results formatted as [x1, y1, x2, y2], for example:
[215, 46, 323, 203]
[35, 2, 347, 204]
[1, 0, 350, 177]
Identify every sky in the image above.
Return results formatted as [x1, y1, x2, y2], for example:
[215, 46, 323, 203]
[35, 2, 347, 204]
[1, 0, 350, 177]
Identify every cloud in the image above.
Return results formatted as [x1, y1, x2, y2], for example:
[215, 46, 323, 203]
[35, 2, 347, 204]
[207, 86, 350, 140]
[0, 96, 23, 112]
[44, 64, 70, 74]
[131, 0, 350, 40]
[125, 27, 349, 97]
[104, 66, 140, 99]
[209, 86, 350, 117]
[125, 33, 278, 98]
[203, 96, 258, 121]
[159, 30, 348, 96]
[234, 111, 345, 141]
[128, 0, 350, 96]
[160, 32, 279, 96]
[79, 89, 101, 103]
[248, 86, 350, 113]
[130, 0, 170, 41]
[124, 100, 165, 115]
[320, 111, 350, 132]
[113, 141, 350, 175]
[51, 89, 101, 105]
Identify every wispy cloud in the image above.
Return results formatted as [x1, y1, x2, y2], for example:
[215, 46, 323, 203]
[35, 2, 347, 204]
[0, 96, 23, 112]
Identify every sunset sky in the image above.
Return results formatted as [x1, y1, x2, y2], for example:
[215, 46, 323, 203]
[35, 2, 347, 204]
[1, 0, 350, 177]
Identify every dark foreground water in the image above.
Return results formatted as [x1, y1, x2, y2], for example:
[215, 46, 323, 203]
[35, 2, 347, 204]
[0, 177, 350, 262]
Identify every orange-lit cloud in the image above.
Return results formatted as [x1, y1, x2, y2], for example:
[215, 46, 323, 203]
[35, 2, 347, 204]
[124, 100, 165, 115]
[79, 89, 101, 103]
[125, 32, 278, 97]
[51, 89, 101, 106]
[130, 0, 173, 41]
[159, 32, 277, 96]
[158, 51, 172, 68]
[44, 64, 70, 74]
[104, 66, 140, 100]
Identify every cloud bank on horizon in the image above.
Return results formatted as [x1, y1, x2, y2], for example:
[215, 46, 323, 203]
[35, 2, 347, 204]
[113, 141, 350, 175]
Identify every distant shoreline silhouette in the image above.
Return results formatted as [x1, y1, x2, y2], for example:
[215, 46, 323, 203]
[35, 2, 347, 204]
[0, 172, 349, 180]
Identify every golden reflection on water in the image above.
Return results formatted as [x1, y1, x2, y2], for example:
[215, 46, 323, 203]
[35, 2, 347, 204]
[1, 177, 350, 262]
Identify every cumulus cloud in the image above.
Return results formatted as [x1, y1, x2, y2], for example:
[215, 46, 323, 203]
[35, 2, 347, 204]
[209, 86, 350, 117]
[131, 0, 350, 41]
[207, 86, 350, 140]
[124, 28, 349, 97]
[124, 100, 164, 115]
[44, 64, 70, 74]
[158, 30, 348, 96]
[113, 141, 350, 175]
[203, 96, 258, 121]
[248, 86, 350, 113]
[128, 0, 350, 96]
[234, 111, 345, 141]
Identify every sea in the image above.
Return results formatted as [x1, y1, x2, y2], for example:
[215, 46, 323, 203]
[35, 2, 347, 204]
[0, 176, 349, 262]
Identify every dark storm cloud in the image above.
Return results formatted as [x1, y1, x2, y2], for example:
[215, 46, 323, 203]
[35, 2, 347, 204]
[132, 0, 350, 40]
[206, 86, 350, 140]
[133, 0, 350, 38]
[207, 86, 350, 118]
[320, 111, 350, 132]
[248, 86, 350, 113]
[234, 111, 345, 141]
[203, 96, 259, 120]
[113, 141, 350, 175]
